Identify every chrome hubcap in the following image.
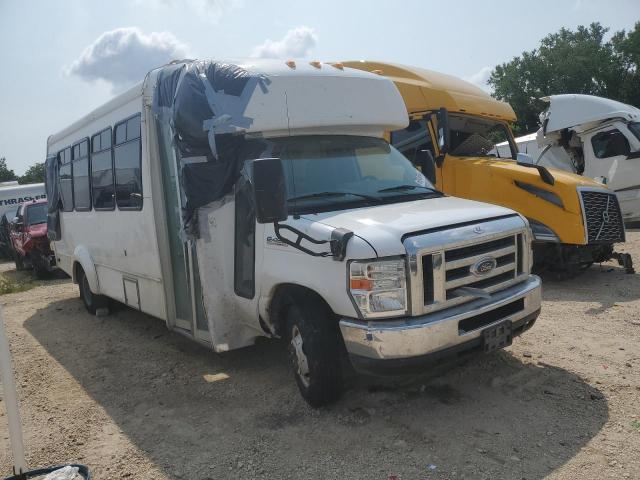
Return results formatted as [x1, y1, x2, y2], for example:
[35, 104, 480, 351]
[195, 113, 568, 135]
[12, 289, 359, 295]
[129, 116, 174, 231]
[290, 325, 310, 387]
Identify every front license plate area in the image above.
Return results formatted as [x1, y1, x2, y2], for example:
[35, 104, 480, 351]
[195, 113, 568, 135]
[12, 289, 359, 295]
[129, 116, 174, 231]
[482, 320, 513, 353]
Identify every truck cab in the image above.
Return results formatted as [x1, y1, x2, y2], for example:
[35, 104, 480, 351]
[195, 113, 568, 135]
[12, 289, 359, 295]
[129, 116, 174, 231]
[342, 61, 630, 276]
[10, 199, 55, 277]
[522, 94, 640, 225]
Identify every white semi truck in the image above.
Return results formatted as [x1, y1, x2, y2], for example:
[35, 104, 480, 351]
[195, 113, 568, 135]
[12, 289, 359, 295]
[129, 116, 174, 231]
[46, 59, 541, 405]
[497, 95, 640, 224]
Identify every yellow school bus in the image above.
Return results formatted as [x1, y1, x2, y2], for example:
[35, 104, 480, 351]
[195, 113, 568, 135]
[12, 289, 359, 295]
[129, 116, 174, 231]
[342, 61, 633, 276]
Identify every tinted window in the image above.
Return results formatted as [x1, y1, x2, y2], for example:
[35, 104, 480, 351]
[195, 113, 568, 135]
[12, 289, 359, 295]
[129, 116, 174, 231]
[592, 129, 631, 158]
[234, 166, 255, 299]
[91, 128, 115, 210]
[114, 114, 143, 209]
[72, 139, 91, 210]
[59, 147, 73, 211]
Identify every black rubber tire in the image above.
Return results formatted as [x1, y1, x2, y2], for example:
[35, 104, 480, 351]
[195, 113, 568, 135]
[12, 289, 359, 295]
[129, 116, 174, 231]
[33, 265, 49, 280]
[78, 269, 109, 315]
[285, 302, 343, 407]
[14, 254, 25, 271]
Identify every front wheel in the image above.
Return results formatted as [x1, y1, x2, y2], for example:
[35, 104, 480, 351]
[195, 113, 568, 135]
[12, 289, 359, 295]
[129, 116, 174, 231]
[78, 269, 110, 315]
[14, 254, 25, 271]
[286, 303, 343, 407]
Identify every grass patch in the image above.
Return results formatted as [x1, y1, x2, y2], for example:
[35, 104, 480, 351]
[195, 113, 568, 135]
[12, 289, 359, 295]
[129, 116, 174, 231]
[0, 274, 35, 295]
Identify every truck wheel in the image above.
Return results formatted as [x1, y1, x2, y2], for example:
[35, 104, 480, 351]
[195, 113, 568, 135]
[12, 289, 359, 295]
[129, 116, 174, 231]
[286, 302, 343, 407]
[14, 255, 25, 271]
[78, 269, 109, 316]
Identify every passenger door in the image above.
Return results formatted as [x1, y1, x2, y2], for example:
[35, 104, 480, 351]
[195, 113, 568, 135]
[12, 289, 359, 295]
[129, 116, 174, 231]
[583, 125, 640, 221]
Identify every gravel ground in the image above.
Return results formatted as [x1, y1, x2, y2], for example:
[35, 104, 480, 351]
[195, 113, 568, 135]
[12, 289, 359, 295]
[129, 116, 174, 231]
[1, 232, 639, 480]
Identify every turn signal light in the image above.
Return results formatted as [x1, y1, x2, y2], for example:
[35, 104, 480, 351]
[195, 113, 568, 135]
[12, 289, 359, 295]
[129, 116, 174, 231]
[350, 278, 373, 290]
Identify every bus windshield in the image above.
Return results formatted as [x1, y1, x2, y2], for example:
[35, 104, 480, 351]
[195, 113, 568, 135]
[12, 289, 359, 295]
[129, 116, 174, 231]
[26, 203, 47, 226]
[268, 135, 440, 214]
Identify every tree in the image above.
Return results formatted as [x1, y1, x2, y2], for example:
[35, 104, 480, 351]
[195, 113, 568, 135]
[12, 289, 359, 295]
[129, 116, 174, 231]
[0, 157, 17, 182]
[488, 22, 640, 134]
[19, 162, 45, 184]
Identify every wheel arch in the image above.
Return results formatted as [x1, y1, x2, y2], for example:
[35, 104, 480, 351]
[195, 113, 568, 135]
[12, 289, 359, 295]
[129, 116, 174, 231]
[267, 283, 335, 338]
[72, 246, 99, 293]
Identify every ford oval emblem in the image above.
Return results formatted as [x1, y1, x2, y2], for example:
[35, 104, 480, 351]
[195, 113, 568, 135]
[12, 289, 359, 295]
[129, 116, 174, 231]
[470, 256, 497, 276]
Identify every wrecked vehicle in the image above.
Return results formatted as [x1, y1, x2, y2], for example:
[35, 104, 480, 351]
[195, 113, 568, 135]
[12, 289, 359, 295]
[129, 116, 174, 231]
[506, 94, 640, 226]
[46, 59, 541, 406]
[10, 199, 55, 278]
[343, 62, 632, 276]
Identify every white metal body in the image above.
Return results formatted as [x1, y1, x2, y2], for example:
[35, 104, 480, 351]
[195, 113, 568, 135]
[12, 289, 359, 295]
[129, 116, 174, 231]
[0, 182, 46, 217]
[500, 95, 640, 223]
[47, 59, 537, 356]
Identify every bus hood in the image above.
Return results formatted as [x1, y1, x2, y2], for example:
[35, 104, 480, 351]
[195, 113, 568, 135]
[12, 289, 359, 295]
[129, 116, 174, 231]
[302, 196, 517, 257]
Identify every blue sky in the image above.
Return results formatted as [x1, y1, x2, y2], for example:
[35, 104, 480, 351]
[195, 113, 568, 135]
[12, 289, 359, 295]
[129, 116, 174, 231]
[0, 0, 639, 175]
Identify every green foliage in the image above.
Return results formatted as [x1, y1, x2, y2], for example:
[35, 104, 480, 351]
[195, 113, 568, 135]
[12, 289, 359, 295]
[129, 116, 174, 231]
[0, 275, 34, 295]
[489, 22, 640, 134]
[0, 157, 17, 182]
[19, 162, 45, 184]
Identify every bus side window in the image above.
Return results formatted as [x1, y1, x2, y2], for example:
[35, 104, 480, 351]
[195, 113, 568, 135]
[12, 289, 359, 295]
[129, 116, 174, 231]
[114, 114, 143, 210]
[59, 147, 74, 212]
[91, 127, 115, 210]
[72, 139, 91, 211]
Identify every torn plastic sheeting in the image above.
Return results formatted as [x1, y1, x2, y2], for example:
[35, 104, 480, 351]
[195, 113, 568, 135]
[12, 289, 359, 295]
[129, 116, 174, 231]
[44, 154, 61, 241]
[153, 60, 268, 157]
[152, 60, 271, 233]
[180, 135, 268, 233]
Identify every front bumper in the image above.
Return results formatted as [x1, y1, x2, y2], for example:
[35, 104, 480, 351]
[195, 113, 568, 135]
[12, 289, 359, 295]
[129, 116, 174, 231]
[339, 275, 541, 374]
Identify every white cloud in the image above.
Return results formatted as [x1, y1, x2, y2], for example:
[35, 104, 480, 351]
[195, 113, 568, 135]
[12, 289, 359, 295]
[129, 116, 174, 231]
[251, 26, 318, 59]
[67, 27, 189, 91]
[466, 66, 492, 92]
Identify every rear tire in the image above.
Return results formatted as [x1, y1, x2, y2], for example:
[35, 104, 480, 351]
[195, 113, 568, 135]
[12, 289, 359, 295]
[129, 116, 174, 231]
[286, 302, 343, 407]
[78, 269, 109, 315]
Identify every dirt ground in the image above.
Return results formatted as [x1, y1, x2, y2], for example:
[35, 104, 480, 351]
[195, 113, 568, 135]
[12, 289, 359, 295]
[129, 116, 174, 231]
[0, 233, 639, 480]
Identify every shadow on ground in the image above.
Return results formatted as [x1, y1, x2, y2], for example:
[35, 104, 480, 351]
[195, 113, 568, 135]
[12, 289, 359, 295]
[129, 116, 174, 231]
[24, 298, 608, 479]
[539, 262, 640, 314]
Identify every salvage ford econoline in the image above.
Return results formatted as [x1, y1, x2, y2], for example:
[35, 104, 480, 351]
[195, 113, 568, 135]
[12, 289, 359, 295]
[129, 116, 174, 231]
[45, 59, 541, 406]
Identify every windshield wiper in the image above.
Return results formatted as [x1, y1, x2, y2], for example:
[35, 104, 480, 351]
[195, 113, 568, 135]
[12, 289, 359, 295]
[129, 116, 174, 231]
[288, 191, 379, 202]
[377, 184, 441, 194]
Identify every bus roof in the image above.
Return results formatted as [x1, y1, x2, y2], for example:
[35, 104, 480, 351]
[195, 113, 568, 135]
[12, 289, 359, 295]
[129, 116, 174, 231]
[341, 61, 517, 122]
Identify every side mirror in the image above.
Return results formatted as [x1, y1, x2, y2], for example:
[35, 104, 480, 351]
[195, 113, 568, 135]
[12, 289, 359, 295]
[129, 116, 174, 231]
[435, 107, 450, 164]
[253, 158, 288, 224]
[516, 153, 535, 165]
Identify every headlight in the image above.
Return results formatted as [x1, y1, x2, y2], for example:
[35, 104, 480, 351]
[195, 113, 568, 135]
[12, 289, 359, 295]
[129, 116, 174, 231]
[527, 218, 560, 242]
[349, 258, 407, 318]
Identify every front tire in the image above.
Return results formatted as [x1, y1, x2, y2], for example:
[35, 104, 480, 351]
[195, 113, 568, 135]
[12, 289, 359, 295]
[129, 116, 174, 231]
[78, 269, 109, 315]
[286, 302, 343, 407]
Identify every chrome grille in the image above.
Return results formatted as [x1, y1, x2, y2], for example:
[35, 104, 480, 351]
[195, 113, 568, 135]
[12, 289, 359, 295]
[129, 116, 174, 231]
[580, 190, 625, 243]
[403, 215, 530, 316]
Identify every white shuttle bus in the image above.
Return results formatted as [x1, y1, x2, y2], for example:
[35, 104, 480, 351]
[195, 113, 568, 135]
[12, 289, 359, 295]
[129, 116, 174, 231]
[46, 59, 541, 405]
